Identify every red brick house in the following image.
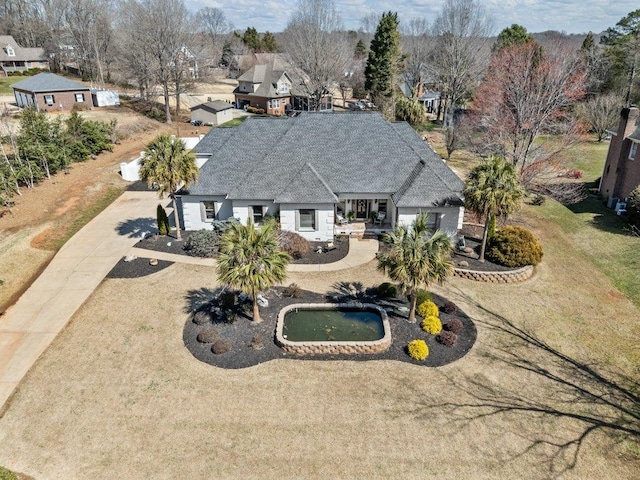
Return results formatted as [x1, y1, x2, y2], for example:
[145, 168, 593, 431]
[234, 60, 292, 116]
[599, 106, 640, 206]
[12, 73, 91, 112]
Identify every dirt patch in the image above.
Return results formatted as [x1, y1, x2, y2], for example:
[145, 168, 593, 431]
[0, 113, 172, 312]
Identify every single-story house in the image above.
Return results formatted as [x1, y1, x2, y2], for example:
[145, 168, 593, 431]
[181, 112, 464, 241]
[190, 101, 234, 126]
[0, 35, 49, 76]
[600, 106, 640, 208]
[12, 73, 91, 112]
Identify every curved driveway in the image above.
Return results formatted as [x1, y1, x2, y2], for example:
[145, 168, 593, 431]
[0, 192, 378, 411]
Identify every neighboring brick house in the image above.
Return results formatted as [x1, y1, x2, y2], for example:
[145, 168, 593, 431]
[0, 35, 49, 76]
[234, 60, 293, 116]
[12, 73, 91, 112]
[190, 100, 234, 126]
[599, 106, 640, 206]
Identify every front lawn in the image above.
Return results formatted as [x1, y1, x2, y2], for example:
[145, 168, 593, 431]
[0, 75, 27, 95]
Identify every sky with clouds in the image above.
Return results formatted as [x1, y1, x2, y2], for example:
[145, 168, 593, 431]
[188, 0, 638, 36]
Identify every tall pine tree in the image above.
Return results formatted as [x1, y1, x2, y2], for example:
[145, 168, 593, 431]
[364, 12, 402, 120]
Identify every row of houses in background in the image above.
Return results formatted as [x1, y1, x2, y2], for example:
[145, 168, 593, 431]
[12, 73, 119, 112]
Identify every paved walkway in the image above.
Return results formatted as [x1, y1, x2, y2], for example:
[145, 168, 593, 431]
[0, 193, 378, 411]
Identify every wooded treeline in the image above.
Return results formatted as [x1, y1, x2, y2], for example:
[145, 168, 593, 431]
[1, 0, 639, 208]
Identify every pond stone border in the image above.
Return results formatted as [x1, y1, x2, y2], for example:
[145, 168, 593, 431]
[453, 265, 534, 283]
[275, 303, 391, 355]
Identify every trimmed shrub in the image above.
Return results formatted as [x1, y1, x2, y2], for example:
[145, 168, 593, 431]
[442, 301, 457, 315]
[197, 326, 219, 343]
[218, 291, 237, 309]
[415, 289, 432, 306]
[421, 315, 443, 335]
[436, 330, 457, 347]
[486, 226, 543, 267]
[278, 230, 310, 259]
[377, 282, 398, 298]
[627, 185, 640, 227]
[283, 283, 302, 298]
[183, 229, 219, 257]
[417, 300, 439, 318]
[156, 204, 170, 236]
[192, 310, 211, 325]
[248, 334, 264, 350]
[407, 339, 429, 361]
[211, 340, 231, 354]
[0, 467, 18, 480]
[444, 318, 463, 334]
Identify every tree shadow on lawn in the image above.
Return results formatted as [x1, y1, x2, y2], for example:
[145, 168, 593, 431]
[567, 196, 631, 236]
[115, 217, 157, 239]
[398, 288, 640, 476]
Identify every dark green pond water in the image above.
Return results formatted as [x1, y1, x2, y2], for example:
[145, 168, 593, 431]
[282, 308, 385, 342]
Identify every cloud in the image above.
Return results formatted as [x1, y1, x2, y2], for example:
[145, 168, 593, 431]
[187, 0, 639, 34]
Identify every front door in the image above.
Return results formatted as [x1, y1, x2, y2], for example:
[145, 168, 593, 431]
[355, 199, 368, 220]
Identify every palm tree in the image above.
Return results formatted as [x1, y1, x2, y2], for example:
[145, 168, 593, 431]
[139, 134, 198, 240]
[217, 219, 290, 323]
[377, 214, 453, 322]
[464, 155, 524, 262]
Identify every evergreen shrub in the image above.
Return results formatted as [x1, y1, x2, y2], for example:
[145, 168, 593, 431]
[156, 204, 170, 235]
[436, 330, 457, 347]
[377, 282, 397, 298]
[421, 315, 443, 335]
[444, 318, 463, 334]
[183, 229, 219, 257]
[487, 226, 543, 267]
[407, 339, 429, 361]
[417, 300, 439, 318]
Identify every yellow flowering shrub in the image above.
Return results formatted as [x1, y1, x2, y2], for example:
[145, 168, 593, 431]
[407, 339, 429, 361]
[421, 315, 442, 335]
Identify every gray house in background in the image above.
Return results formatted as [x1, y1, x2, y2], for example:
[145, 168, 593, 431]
[190, 100, 234, 126]
[0, 35, 48, 76]
[181, 112, 464, 242]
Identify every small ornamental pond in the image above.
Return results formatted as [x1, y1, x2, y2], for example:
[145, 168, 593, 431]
[276, 303, 391, 355]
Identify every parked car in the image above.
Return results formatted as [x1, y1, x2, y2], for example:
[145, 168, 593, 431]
[348, 101, 365, 111]
[190, 120, 202, 126]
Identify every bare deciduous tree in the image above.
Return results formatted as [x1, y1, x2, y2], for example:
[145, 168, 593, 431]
[428, 0, 494, 158]
[472, 41, 587, 171]
[401, 17, 431, 98]
[282, 0, 351, 110]
[196, 7, 233, 67]
[577, 93, 625, 141]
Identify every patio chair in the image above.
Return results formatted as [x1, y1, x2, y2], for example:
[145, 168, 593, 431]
[373, 212, 385, 226]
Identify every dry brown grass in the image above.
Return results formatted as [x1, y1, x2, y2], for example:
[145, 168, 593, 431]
[0, 209, 639, 479]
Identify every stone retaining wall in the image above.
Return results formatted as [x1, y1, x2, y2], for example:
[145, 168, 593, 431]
[276, 303, 391, 355]
[454, 265, 534, 283]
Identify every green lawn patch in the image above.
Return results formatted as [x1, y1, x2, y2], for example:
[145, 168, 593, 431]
[219, 117, 247, 128]
[531, 197, 640, 308]
[0, 76, 27, 95]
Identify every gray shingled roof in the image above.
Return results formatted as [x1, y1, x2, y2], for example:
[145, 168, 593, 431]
[0, 35, 46, 62]
[191, 100, 233, 113]
[12, 73, 90, 93]
[235, 61, 290, 99]
[188, 112, 464, 207]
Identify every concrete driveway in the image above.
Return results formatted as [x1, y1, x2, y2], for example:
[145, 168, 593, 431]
[0, 191, 163, 410]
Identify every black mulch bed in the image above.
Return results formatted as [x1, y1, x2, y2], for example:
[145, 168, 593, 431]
[133, 232, 350, 265]
[451, 236, 515, 272]
[183, 286, 477, 369]
[107, 257, 173, 278]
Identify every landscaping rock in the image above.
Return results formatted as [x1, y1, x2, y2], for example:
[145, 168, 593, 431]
[149, 258, 158, 266]
[192, 310, 211, 325]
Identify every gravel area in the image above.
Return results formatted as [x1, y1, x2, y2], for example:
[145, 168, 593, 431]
[183, 287, 477, 369]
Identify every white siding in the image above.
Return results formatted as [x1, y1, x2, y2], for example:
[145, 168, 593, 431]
[231, 199, 277, 226]
[182, 195, 229, 230]
[280, 204, 334, 241]
[396, 206, 463, 234]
